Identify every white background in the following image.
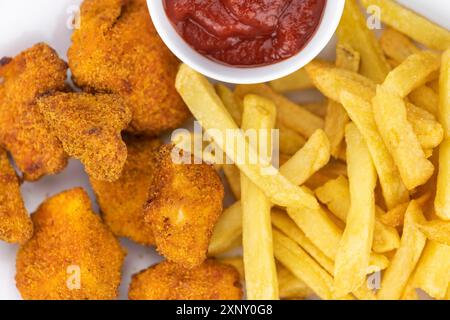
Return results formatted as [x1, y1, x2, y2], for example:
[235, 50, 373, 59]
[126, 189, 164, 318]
[0, 0, 449, 300]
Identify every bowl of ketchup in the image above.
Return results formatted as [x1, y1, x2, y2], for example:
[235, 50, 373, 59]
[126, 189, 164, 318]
[148, 0, 345, 84]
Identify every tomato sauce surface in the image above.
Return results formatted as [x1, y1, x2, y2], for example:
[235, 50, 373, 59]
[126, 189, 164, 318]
[164, 0, 327, 66]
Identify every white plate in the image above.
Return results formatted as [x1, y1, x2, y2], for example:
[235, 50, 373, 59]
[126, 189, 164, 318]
[0, 0, 448, 300]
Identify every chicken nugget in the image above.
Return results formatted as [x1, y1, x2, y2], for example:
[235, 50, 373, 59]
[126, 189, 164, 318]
[16, 188, 126, 300]
[68, 0, 190, 136]
[90, 136, 162, 245]
[144, 144, 224, 268]
[128, 259, 242, 300]
[0, 43, 68, 181]
[38, 92, 132, 182]
[0, 149, 33, 244]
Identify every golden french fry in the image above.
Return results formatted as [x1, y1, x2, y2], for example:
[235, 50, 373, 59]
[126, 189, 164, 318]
[379, 194, 431, 228]
[216, 84, 242, 126]
[409, 85, 439, 117]
[269, 68, 314, 93]
[315, 176, 400, 253]
[235, 84, 324, 138]
[377, 201, 427, 300]
[279, 129, 330, 186]
[324, 44, 359, 158]
[339, 91, 409, 209]
[361, 0, 450, 51]
[380, 28, 420, 64]
[412, 241, 450, 299]
[415, 219, 450, 246]
[240, 94, 279, 300]
[406, 103, 444, 150]
[337, 0, 390, 83]
[372, 85, 434, 190]
[277, 265, 314, 300]
[176, 65, 318, 209]
[208, 201, 242, 256]
[278, 124, 306, 156]
[222, 164, 241, 200]
[383, 52, 441, 98]
[333, 124, 377, 297]
[272, 229, 335, 300]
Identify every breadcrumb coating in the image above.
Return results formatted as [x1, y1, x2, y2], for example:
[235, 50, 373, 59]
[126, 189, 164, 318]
[0, 149, 33, 244]
[68, 0, 190, 136]
[0, 43, 68, 181]
[16, 188, 126, 300]
[129, 260, 243, 300]
[90, 136, 162, 245]
[144, 144, 224, 268]
[38, 92, 131, 182]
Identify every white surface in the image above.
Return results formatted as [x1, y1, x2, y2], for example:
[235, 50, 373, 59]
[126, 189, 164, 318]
[148, 0, 345, 84]
[0, 0, 449, 300]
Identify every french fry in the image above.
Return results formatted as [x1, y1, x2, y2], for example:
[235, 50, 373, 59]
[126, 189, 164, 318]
[272, 209, 334, 273]
[176, 64, 318, 209]
[272, 229, 335, 300]
[302, 103, 327, 118]
[337, 0, 390, 83]
[269, 68, 314, 93]
[379, 193, 431, 228]
[235, 84, 324, 138]
[333, 124, 377, 297]
[278, 124, 306, 156]
[409, 85, 439, 117]
[324, 44, 360, 158]
[406, 103, 444, 150]
[412, 241, 450, 299]
[361, 0, 450, 51]
[277, 265, 314, 299]
[380, 28, 420, 64]
[339, 91, 409, 209]
[383, 52, 441, 98]
[377, 201, 427, 300]
[279, 129, 331, 186]
[315, 176, 401, 253]
[435, 50, 450, 220]
[222, 164, 241, 200]
[208, 201, 242, 256]
[415, 219, 450, 247]
[216, 84, 243, 126]
[372, 85, 434, 190]
[240, 94, 279, 300]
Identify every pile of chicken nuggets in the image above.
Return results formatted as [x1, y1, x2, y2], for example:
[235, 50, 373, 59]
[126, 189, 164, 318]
[0, 0, 242, 300]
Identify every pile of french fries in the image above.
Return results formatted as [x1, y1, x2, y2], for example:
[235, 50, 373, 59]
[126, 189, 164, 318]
[175, 0, 450, 300]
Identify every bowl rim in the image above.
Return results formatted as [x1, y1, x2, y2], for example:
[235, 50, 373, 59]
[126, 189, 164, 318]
[147, 0, 345, 84]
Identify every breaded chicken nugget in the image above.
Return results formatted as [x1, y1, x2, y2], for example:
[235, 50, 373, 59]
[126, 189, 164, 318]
[90, 136, 162, 245]
[0, 43, 68, 181]
[16, 188, 126, 300]
[0, 149, 33, 244]
[38, 92, 132, 182]
[68, 0, 190, 136]
[144, 144, 224, 268]
[129, 259, 242, 300]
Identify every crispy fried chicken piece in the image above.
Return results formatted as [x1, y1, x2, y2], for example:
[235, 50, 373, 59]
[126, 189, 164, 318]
[68, 0, 190, 136]
[16, 188, 126, 300]
[0, 43, 68, 181]
[129, 259, 242, 300]
[0, 149, 33, 244]
[144, 144, 224, 268]
[38, 92, 131, 182]
[90, 136, 162, 245]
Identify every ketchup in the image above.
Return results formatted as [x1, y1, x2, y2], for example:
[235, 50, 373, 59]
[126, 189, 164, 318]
[164, 0, 326, 67]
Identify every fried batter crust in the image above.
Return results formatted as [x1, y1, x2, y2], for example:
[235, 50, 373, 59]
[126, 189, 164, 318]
[38, 92, 131, 182]
[16, 188, 126, 300]
[129, 260, 242, 300]
[0, 43, 68, 181]
[68, 0, 190, 136]
[145, 144, 224, 268]
[90, 136, 162, 245]
[0, 149, 33, 244]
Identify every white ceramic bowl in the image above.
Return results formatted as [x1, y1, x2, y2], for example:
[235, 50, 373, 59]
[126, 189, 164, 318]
[147, 0, 345, 84]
